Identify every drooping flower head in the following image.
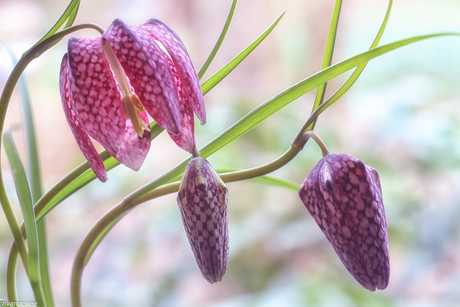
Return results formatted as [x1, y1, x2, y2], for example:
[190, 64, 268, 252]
[299, 153, 390, 291]
[59, 18, 206, 182]
[177, 157, 229, 283]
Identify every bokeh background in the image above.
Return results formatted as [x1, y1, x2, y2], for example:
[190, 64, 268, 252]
[1, 0, 460, 306]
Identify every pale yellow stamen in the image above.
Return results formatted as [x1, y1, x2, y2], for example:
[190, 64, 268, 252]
[102, 40, 150, 137]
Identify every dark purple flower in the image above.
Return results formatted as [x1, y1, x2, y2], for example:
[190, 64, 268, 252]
[299, 153, 390, 291]
[59, 18, 205, 182]
[177, 157, 229, 283]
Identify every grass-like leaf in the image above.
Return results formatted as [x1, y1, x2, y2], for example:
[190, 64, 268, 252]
[65, 1, 80, 29]
[201, 11, 285, 95]
[5, 45, 55, 306]
[3, 132, 46, 306]
[305, 0, 393, 131]
[200, 32, 460, 160]
[35, 0, 80, 45]
[34, 124, 164, 222]
[19, 72, 55, 306]
[311, 0, 343, 126]
[33, 31, 460, 225]
[198, 0, 238, 79]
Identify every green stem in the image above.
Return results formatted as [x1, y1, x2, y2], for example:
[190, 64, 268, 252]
[0, 58, 31, 275]
[70, 134, 313, 306]
[0, 23, 104, 305]
[70, 205, 125, 307]
[6, 242, 19, 302]
[37, 221, 53, 306]
[302, 131, 330, 158]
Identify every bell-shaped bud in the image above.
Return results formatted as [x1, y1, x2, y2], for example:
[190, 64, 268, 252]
[177, 157, 229, 283]
[299, 153, 390, 291]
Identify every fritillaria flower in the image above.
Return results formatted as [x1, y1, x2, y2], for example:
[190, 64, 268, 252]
[177, 157, 229, 283]
[59, 18, 205, 182]
[299, 153, 390, 291]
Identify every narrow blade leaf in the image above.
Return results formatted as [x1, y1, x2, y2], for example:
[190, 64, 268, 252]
[201, 11, 285, 95]
[198, 0, 238, 79]
[311, 0, 343, 118]
[3, 132, 46, 306]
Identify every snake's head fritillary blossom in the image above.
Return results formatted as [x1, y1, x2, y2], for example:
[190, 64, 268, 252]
[299, 153, 390, 291]
[59, 18, 205, 182]
[177, 157, 229, 283]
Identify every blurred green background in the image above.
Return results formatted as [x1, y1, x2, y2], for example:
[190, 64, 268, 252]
[1, 0, 460, 306]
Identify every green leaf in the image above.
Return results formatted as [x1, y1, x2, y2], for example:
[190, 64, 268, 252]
[198, 0, 238, 79]
[35, 32, 460, 223]
[310, 0, 343, 129]
[305, 0, 393, 131]
[5, 45, 55, 306]
[24, 0, 80, 57]
[35, 124, 164, 222]
[64, 2, 80, 29]
[200, 32, 460, 160]
[201, 11, 285, 95]
[20, 75, 54, 303]
[3, 132, 46, 306]
[37, 0, 80, 44]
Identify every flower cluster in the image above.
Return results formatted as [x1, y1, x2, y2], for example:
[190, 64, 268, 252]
[59, 17, 389, 289]
[299, 153, 390, 291]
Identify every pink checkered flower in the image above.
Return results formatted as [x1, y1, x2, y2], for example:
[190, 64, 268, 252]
[59, 18, 206, 182]
[177, 157, 229, 283]
[299, 153, 390, 291]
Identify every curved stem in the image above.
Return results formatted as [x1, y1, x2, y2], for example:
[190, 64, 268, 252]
[302, 130, 330, 158]
[70, 134, 313, 306]
[25, 23, 104, 59]
[70, 205, 124, 307]
[6, 242, 19, 302]
[0, 22, 104, 303]
[0, 57, 31, 274]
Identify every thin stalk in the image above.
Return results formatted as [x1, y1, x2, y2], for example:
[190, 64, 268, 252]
[295, 0, 393, 141]
[0, 23, 105, 305]
[17, 48, 54, 307]
[6, 243, 19, 302]
[70, 133, 313, 306]
[4, 132, 46, 307]
[0, 58, 31, 275]
[309, 0, 343, 130]
[197, 0, 238, 79]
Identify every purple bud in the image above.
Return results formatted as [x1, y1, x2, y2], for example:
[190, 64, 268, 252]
[177, 157, 229, 283]
[299, 153, 390, 291]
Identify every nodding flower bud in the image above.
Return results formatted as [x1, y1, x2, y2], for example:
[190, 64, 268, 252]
[299, 153, 390, 291]
[177, 157, 229, 283]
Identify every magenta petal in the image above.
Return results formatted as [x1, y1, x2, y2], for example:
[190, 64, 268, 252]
[60, 55, 108, 182]
[66, 37, 125, 155]
[167, 58, 196, 153]
[168, 97, 195, 153]
[140, 18, 206, 125]
[103, 18, 181, 135]
[106, 112, 151, 171]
